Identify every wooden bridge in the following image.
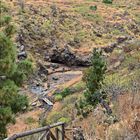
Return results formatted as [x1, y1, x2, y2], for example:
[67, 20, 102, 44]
[6, 122, 71, 140]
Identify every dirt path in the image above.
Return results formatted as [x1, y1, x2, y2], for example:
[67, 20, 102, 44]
[7, 109, 43, 136]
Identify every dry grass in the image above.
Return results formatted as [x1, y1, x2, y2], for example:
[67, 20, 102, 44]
[72, 92, 140, 140]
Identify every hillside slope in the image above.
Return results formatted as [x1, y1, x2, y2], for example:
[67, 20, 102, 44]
[4, 0, 140, 139]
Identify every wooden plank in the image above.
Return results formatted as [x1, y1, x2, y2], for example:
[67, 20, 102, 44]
[42, 98, 53, 106]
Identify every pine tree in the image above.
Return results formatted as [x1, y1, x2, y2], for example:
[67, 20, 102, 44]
[83, 48, 107, 106]
[0, 3, 28, 139]
[77, 48, 112, 117]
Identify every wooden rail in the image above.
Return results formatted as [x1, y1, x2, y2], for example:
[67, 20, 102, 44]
[6, 122, 67, 140]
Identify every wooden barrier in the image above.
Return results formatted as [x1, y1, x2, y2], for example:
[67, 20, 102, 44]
[6, 122, 67, 140]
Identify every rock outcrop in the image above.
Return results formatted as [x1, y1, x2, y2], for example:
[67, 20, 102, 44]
[48, 47, 91, 66]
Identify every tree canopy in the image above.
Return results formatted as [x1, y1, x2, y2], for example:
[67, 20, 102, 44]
[0, 3, 29, 139]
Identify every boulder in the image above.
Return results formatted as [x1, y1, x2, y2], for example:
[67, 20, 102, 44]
[38, 62, 49, 75]
[52, 76, 59, 81]
[50, 63, 59, 69]
[103, 42, 117, 53]
[19, 45, 25, 51]
[117, 36, 128, 44]
[17, 51, 27, 60]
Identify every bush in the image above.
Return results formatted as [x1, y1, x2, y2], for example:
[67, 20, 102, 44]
[103, 0, 113, 4]
[76, 98, 93, 117]
[90, 5, 97, 11]
[11, 70, 26, 86]
[11, 94, 28, 113]
[58, 117, 70, 123]
[47, 111, 62, 124]
[55, 94, 63, 101]
[0, 80, 18, 106]
[0, 107, 13, 139]
[12, 60, 33, 86]
[17, 59, 33, 76]
[54, 88, 72, 101]
[0, 33, 16, 77]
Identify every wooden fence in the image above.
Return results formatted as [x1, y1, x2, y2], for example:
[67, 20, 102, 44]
[6, 122, 70, 140]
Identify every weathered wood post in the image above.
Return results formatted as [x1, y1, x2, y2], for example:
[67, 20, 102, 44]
[46, 130, 50, 140]
[55, 128, 59, 140]
[62, 123, 65, 140]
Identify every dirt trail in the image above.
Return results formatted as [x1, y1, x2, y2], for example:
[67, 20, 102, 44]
[7, 109, 43, 136]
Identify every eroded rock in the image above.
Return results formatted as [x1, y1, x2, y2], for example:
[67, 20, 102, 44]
[49, 47, 91, 66]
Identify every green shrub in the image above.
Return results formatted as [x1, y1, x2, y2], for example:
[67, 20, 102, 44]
[17, 60, 33, 76]
[0, 15, 11, 26]
[0, 80, 28, 113]
[58, 117, 70, 123]
[55, 94, 63, 101]
[11, 94, 28, 113]
[0, 80, 18, 106]
[61, 88, 72, 97]
[76, 98, 93, 117]
[90, 5, 97, 11]
[103, 0, 113, 4]
[12, 60, 33, 86]
[54, 88, 72, 101]
[11, 70, 26, 86]
[0, 107, 13, 139]
[0, 33, 16, 77]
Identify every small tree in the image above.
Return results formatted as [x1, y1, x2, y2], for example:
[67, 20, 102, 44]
[83, 48, 107, 106]
[77, 48, 112, 117]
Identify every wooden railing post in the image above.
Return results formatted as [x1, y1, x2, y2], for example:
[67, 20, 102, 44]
[46, 130, 50, 140]
[6, 122, 66, 140]
[55, 128, 59, 140]
[62, 123, 65, 140]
